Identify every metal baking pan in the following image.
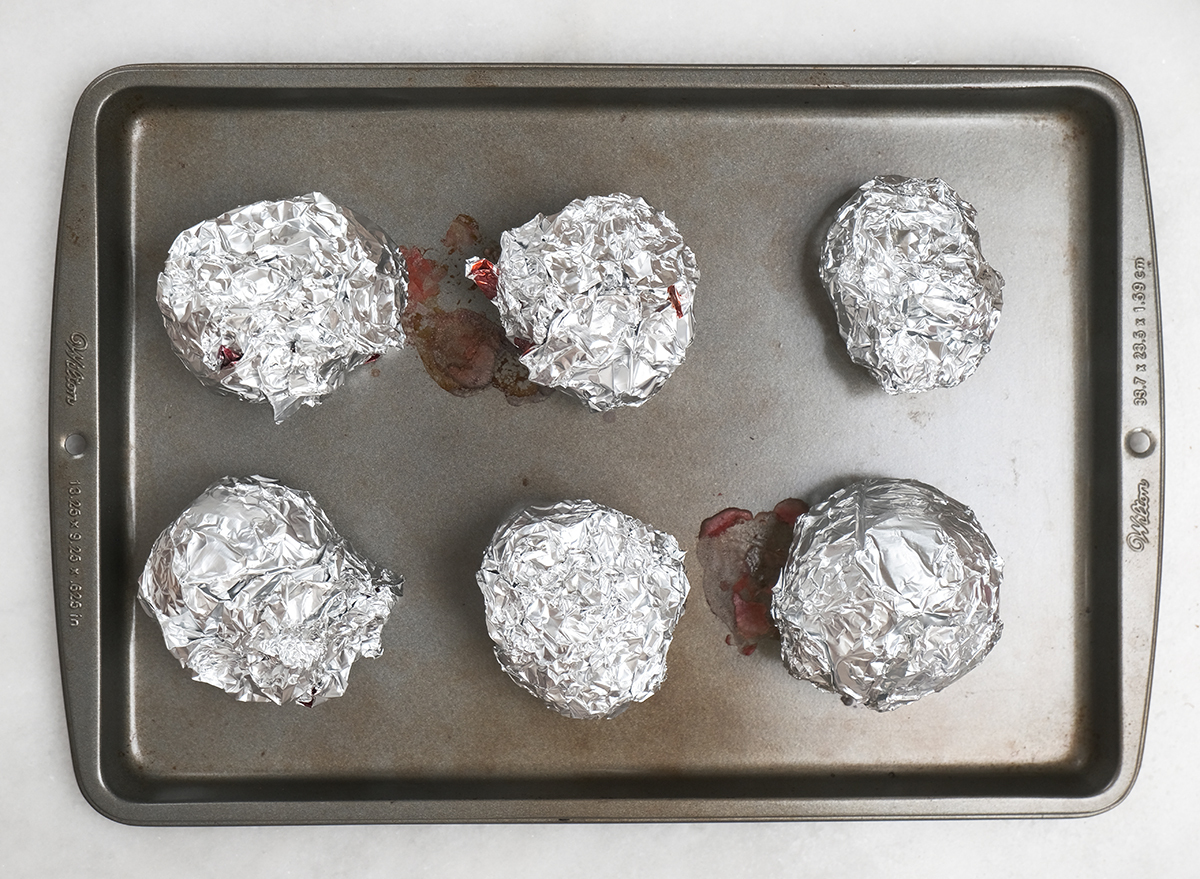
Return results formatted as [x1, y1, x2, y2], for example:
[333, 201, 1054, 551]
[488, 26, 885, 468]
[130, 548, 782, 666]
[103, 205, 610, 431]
[49, 64, 1163, 824]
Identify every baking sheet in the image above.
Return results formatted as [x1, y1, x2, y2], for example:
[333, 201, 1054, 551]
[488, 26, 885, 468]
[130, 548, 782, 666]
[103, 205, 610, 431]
[49, 65, 1163, 823]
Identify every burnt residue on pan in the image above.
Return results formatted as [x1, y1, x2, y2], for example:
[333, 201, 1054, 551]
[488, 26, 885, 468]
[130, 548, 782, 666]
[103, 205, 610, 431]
[695, 498, 808, 655]
[400, 215, 549, 404]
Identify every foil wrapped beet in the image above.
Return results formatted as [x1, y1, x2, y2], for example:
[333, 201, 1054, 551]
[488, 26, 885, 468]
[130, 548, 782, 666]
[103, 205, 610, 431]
[773, 478, 1003, 711]
[819, 177, 1004, 394]
[477, 499, 691, 719]
[466, 193, 698, 411]
[138, 476, 401, 706]
[157, 192, 407, 422]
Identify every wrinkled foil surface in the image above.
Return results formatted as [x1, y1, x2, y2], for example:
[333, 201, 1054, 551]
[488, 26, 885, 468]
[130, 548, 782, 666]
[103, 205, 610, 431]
[157, 192, 408, 422]
[819, 177, 1004, 394]
[472, 193, 698, 411]
[773, 478, 1003, 711]
[477, 499, 690, 719]
[138, 475, 401, 706]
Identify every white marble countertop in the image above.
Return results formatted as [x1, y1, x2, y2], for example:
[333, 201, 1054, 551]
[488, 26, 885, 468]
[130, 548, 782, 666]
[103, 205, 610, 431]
[4, 1, 1197, 875]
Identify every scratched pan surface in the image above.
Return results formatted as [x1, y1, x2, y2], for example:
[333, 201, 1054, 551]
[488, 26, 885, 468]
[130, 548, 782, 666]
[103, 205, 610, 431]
[49, 66, 1163, 824]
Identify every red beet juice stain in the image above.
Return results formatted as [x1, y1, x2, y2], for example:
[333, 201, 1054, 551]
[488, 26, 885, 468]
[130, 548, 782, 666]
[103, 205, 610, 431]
[696, 498, 809, 654]
[399, 216, 548, 404]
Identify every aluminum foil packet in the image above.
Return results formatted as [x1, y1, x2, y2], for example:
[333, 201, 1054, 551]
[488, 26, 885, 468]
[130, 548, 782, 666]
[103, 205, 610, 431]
[466, 193, 698, 411]
[773, 478, 1003, 711]
[138, 475, 401, 706]
[477, 499, 691, 719]
[819, 177, 1004, 394]
[157, 192, 408, 423]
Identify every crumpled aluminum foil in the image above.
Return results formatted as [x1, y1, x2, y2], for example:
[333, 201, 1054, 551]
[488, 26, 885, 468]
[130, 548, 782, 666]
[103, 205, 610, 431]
[476, 499, 691, 719]
[819, 177, 1004, 394]
[157, 192, 408, 423]
[773, 478, 1003, 711]
[138, 475, 401, 706]
[467, 193, 698, 411]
